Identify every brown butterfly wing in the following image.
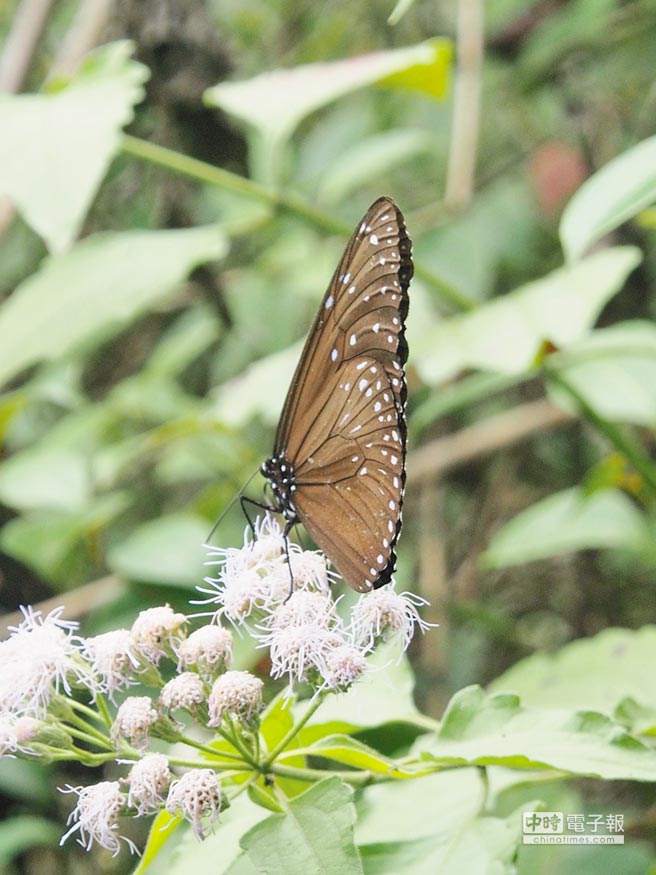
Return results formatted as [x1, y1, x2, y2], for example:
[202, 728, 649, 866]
[273, 197, 412, 592]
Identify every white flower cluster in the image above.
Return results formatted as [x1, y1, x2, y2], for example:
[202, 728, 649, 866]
[0, 514, 434, 859]
[200, 514, 432, 692]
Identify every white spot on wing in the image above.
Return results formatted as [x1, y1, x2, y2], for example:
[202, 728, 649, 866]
[349, 334, 356, 346]
[325, 294, 334, 309]
[370, 233, 379, 245]
[331, 348, 338, 362]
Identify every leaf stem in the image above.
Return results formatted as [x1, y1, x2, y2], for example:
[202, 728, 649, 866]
[120, 134, 475, 311]
[263, 692, 326, 766]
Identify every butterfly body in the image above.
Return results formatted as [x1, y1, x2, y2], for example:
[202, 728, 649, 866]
[262, 197, 412, 592]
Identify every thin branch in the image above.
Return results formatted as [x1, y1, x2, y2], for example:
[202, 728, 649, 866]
[0, 0, 57, 93]
[445, 0, 485, 209]
[0, 575, 127, 636]
[47, 0, 113, 81]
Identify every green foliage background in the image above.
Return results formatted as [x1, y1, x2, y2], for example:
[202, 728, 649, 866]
[0, 0, 656, 873]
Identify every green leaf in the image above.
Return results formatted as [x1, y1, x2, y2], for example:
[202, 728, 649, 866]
[419, 686, 656, 781]
[279, 734, 414, 777]
[0, 816, 60, 868]
[0, 446, 91, 512]
[133, 811, 182, 875]
[231, 778, 363, 875]
[359, 810, 523, 875]
[0, 493, 130, 584]
[248, 782, 284, 814]
[355, 770, 485, 845]
[108, 512, 210, 587]
[551, 320, 656, 426]
[205, 40, 451, 153]
[0, 42, 148, 253]
[318, 129, 434, 204]
[414, 247, 641, 384]
[489, 626, 656, 720]
[164, 794, 267, 875]
[356, 772, 523, 875]
[481, 487, 651, 569]
[0, 225, 226, 390]
[560, 134, 656, 261]
[211, 341, 300, 428]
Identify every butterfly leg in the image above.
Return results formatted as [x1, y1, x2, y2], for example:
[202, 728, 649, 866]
[282, 518, 296, 603]
[239, 496, 276, 541]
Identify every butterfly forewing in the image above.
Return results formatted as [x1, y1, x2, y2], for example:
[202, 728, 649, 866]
[267, 196, 412, 592]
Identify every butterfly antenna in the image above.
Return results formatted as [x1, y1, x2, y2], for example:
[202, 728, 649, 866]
[206, 467, 261, 543]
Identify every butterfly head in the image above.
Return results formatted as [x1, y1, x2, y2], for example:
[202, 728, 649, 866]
[261, 452, 298, 522]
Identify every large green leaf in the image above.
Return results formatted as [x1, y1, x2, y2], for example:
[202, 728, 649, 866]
[419, 686, 656, 781]
[359, 810, 523, 875]
[228, 778, 363, 875]
[108, 512, 210, 587]
[481, 487, 652, 569]
[0, 225, 226, 390]
[205, 40, 451, 153]
[355, 770, 484, 845]
[0, 42, 148, 253]
[0, 493, 130, 584]
[413, 247, 641, 384]
[489, 626, 656, 723]
[211, 342, 300, 428]
[356, 771, 522, 875]
[551, 320, 656, 426]
[142, 795, 267, 875]
[560, 134, 656, 261]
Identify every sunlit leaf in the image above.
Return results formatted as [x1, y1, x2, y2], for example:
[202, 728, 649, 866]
[489, 626, 656, 722]
[318, 129, 435, 204]
[279, 734, 416, 776]
[0, 225, 226, 390]
[107, 512, 210, 587]
[205, 40, 451, 153]
[0, 493, 130, 584]
[0, 42, 148, 253]
[419, 686, 656, 780]
[414, 247, 641, 384]
[560, 134, 656, 261]
[551, 320, 656, 426]
[481, 487, 651, 569]
[229, 778, 362, 875]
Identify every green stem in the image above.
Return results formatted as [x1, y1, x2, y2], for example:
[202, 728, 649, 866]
[178, 735, 245, 762]
[546, 365, 656, 501]
[68, 698, 108, 727]
[95, 694, 113, 728]
[66, 725, 114, 751]
[220, 717, 258, 766]
[270, 762, 378, 786]
[264, 692, 327, 766]
[120, 134, 476, 311]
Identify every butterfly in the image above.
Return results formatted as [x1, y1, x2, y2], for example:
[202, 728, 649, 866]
[259, 197, 412, 592]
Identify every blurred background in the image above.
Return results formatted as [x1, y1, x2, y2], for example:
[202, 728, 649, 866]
[0, 0, 655, 872]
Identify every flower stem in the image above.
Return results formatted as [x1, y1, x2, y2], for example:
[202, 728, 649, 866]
[264, 691, 327, 766]
[270, 762, 378, 786]
[177, 735, 245, 762]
